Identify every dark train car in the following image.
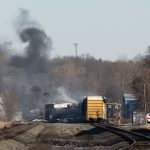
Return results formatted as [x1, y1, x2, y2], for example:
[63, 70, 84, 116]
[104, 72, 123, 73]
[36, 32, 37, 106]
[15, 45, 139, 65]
[45, 103, 82, 123]
[45, 104, 55, 122]
[106, 103, 121, 124]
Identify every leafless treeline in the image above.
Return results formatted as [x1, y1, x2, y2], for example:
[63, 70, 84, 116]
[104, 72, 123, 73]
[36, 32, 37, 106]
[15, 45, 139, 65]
[49, 50, 150, 113]
[49, 55, 137, 102]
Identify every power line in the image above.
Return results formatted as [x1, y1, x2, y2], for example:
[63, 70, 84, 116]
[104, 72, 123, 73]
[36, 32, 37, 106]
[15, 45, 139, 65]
[0, 74, 50, 80]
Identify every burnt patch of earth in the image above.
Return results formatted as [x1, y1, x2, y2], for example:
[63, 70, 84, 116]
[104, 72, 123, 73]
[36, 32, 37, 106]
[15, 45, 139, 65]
[36, 123, 125, 148]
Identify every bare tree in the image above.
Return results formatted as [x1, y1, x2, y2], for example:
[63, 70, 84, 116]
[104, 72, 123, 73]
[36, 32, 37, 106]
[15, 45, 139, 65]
[132, 47, 150, 112]
[1, 90, 17, 120]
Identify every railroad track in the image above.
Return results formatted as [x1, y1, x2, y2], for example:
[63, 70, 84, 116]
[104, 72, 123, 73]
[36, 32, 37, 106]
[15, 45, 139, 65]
[14, 124, 45, 145]
[0, 123, 37, 140]
[92, 123, 150, 150]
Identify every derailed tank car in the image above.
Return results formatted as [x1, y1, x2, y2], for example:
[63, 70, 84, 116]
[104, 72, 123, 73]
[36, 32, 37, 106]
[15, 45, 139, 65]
[81, 96, 106, 122]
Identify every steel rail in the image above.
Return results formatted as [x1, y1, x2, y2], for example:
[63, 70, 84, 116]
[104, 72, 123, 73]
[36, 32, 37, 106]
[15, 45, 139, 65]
[105, 124, 150, 141]
[91, 123, 136, 150]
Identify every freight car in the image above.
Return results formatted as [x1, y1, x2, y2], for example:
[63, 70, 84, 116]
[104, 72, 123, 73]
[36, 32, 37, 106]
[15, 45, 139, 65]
[81, 96, 107, 122]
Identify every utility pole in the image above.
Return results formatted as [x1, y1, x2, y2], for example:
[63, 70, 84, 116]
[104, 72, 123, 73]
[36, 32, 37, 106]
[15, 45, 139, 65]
[144, 83, 146, 113]
[73, 43, 78, 57]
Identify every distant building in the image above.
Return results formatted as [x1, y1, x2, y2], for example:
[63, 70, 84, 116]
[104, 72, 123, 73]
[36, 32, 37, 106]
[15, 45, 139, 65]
[123, 93, 138, 118]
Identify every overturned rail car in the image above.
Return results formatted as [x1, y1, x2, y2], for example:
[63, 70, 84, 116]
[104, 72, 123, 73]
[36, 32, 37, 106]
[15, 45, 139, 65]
[81, 96, 106, 122]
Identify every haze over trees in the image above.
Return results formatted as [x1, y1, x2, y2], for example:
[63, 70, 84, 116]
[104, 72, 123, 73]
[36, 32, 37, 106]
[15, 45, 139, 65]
[1, 41, 150, 120]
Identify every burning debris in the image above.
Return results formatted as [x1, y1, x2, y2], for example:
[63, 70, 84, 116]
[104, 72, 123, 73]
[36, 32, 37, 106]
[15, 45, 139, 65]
[44, 102, 82, 123]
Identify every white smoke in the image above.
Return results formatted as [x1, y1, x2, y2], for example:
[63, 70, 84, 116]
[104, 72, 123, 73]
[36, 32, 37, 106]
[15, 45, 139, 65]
[0, 97, 5, 118]
[13, 112, 23, 121]
[55, 87, 77, 104]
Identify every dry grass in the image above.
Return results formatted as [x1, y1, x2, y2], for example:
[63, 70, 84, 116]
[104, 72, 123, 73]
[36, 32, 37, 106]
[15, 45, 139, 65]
[0, 121, 12, 129]
[140, 124, 150, 129]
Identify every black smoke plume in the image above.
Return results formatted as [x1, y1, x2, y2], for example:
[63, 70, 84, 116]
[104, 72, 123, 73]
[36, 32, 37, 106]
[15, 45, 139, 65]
[10, 9, 52, 73]
[0, 9, 79, 121]
[6, 9, 53, 119]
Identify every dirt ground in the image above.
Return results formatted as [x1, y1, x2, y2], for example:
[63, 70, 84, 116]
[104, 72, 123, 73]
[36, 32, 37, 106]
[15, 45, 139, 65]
[28, 123, 121, 150]
[121, 124, 150, 130]
[0, 123, 45, 150]
[121, 124, 150, 136]
[0, 123, 101, 150]
[0, 123, 149, 150]
[0, 121, 12, 129]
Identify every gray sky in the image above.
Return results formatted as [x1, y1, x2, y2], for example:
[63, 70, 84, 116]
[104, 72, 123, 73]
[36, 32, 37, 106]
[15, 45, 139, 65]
[0, 0, 150, 60]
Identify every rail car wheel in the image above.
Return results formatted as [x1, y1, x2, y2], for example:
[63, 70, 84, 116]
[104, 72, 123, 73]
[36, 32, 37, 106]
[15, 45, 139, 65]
[89, 118, 94, 122]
